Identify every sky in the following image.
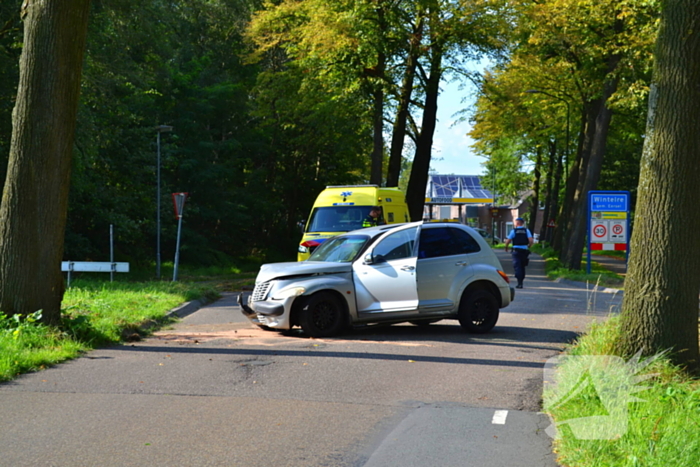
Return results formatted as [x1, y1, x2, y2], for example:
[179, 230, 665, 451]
[429, 77, 486, 176]
[426, 57, 492, 177]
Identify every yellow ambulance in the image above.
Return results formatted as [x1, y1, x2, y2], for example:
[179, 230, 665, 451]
[297, 185, 410, 260]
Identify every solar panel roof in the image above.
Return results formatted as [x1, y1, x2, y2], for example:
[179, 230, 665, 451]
[427, 175, 493, 200]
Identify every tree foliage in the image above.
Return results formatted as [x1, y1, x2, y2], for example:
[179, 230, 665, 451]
[470, 0, 658, 261]
[67, 0, 370, 267]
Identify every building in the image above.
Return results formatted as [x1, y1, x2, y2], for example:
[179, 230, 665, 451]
[424, 174, 543, 241]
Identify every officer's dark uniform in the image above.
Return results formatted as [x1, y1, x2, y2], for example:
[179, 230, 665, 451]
[362, 215, 379, 227]
[362, 207, 383, 228]
[510, 227, 530, 288]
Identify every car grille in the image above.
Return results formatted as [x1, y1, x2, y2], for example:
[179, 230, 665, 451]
[252, 281, 272, 302]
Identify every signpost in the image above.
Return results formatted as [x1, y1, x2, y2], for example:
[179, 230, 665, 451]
[587, 191, 630, 274]
[172, 192, 188, 281]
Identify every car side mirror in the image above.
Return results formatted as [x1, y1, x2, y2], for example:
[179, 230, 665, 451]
[298, 220, 306, 233]
[363, 253, 373, 265]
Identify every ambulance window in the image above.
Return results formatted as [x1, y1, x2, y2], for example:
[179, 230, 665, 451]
[387, 212, 394, 222]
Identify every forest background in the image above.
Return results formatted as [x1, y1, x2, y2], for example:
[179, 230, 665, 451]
[0, 0, 659, 270]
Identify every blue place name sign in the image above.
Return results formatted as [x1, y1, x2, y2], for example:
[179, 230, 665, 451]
[590, 193, 628, 211]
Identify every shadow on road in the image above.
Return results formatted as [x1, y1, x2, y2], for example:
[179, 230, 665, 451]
[108, 343, 549, 369]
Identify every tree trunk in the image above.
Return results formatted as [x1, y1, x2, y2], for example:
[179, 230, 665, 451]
[528, 146, 542, 233]
[370, 84, 384, 186]
[619, 0, 700, 372]
[561, 55, 621, 270]
[540, 140, 556, 244]
[549, 140, 564, 239]
[406, 47, 442, 221]
[386, 44, 419, 187]
[552, 111, 586, 253]
[0, 1, 92, 325]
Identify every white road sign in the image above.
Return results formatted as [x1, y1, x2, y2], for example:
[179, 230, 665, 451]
[609, 221, 627, 242]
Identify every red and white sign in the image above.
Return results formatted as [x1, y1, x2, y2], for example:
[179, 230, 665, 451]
[591, 222, 608, 241]
[590, 243, 627, 251]
[172, 192, 188, 218]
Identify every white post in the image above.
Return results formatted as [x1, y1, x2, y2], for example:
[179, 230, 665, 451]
[173, 214, 183, 281]
[110, 224, 114, 282]
[172, 192, 186, 282]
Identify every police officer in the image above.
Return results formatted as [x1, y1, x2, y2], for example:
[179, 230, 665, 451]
[504, 217, 533, 289]
[362, 206, 383, 227]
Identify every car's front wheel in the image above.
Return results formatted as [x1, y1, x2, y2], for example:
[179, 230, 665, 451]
[458, 289, 499, 333]
[299, 292, 346, 337]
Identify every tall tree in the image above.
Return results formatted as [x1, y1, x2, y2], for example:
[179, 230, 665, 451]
[0, 0, 92, 324]
[405, 0, 510, 219]
[0, 3, 22, 182]
[518, 0, 658, 269]
[618, 0, 700, 372]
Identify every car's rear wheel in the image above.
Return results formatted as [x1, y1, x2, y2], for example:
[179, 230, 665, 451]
[458, 289, 499, 333]
[299, 292, 346, 337]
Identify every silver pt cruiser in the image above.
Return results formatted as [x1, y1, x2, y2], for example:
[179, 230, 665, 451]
[239, 221, 514, 337]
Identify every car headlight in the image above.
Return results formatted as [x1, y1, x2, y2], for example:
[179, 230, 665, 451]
[271, 286, 306, 300]
[298, 245, 308, 253]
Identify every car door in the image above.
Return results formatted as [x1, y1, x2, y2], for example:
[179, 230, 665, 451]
[415, 226, 481, 312]
[353, 226, 419, 314]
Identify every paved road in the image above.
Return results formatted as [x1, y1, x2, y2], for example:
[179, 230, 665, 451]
[0, 251, 622, 467]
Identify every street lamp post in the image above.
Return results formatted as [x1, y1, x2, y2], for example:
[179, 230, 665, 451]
[155, 125, 173, 279]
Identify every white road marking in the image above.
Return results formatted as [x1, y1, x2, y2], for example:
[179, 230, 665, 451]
[492, 410, 508, 425]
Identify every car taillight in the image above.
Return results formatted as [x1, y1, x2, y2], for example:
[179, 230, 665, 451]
[497, 270, 510, 283]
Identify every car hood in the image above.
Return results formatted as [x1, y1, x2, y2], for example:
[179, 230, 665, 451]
[257, 261, 353, 283]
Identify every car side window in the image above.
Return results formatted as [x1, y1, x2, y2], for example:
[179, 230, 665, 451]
[372, 227, 417, 261]
[450, 228, 481, 254]
[418, 227, 481, 258]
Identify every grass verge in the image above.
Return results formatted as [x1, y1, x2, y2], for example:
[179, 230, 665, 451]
[544, 316, 700, 467]
[0, 280, 219, 382]
[532, 244, 625, 289]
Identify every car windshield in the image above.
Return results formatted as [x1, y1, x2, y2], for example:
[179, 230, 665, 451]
[308, 234, 370, 263]
[306, 206, 379, 233]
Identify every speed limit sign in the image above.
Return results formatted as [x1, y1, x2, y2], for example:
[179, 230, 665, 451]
[591, 222, 608, 241]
